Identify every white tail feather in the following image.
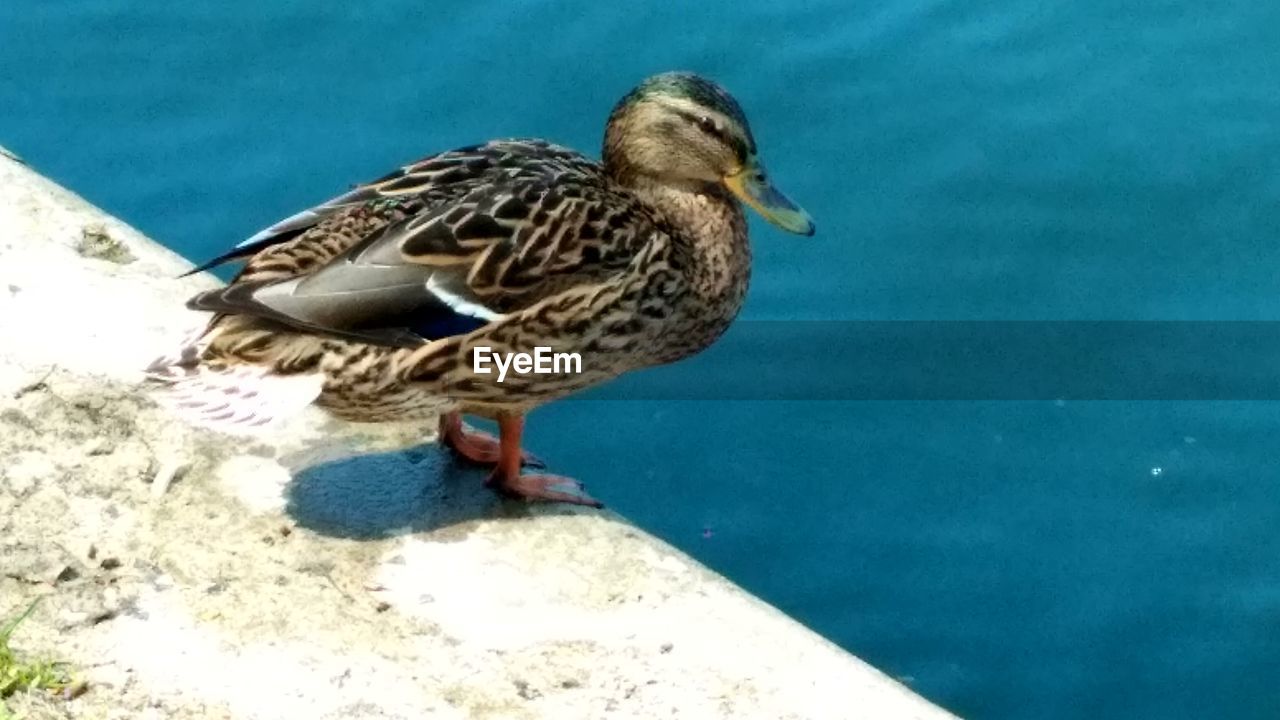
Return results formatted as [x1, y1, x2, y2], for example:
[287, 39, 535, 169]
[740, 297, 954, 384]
[144, 326, 208, 378]
[146, 328, 323, 435]
[151, 365, 324, 434]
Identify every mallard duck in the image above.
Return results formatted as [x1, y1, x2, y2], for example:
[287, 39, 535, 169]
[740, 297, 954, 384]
[150, 71, 814, 507]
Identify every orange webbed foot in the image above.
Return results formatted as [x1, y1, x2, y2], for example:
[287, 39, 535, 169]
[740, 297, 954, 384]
[439, 411, 545, 468]
[474, 412, 604, 508]
[486, 470, 603, 508]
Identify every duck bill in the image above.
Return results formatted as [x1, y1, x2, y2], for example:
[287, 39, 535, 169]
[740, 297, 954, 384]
[723, 160, 815, 236]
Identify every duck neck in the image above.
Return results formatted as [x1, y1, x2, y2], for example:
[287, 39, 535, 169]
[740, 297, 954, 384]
[623, 174, 752, 333]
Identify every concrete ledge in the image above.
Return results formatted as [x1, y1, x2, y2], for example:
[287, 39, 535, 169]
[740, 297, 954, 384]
[0, 149, 954, 719]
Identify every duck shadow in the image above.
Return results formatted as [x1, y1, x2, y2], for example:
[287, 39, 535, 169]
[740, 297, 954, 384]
[283, 443, 579, 539]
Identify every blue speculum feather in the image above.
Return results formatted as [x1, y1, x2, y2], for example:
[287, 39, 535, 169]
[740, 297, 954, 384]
[404, 310, 489, 341]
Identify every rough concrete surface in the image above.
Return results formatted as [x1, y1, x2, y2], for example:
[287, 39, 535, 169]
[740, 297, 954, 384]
[0, 149, 956, 719]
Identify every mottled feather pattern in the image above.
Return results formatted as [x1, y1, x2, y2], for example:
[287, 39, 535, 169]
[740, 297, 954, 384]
[155, 128, 752, 423]
[145, 320, 326, 431]
[226, 140, 597, 282]
[394, 178, 663, 308]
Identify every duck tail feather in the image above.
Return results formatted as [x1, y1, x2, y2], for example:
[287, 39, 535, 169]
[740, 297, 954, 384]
[144, 326, 209, 379]
[144, 327, 323, 434]
[149, 363, 324, 435]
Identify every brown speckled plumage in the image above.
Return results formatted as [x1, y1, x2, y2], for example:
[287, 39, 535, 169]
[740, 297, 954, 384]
[155, 72, 813, 506]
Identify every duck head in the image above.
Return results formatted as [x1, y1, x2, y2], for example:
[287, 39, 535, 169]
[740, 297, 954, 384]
[603, 71, 815, 236]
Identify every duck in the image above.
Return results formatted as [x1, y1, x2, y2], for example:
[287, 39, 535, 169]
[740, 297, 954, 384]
[148, 71, 814, 508]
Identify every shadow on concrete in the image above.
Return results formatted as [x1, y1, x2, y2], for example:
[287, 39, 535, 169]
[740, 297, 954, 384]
[284, 442, 569, 539]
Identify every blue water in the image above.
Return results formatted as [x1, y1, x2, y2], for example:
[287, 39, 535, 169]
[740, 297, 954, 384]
[4, 2, 1279, 717]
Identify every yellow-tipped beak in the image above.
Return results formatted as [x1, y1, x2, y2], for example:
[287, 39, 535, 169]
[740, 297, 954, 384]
[723, 159, 815, 236]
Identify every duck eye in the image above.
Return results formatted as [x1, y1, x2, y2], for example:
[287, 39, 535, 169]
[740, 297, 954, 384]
[696, 115, 720, 136]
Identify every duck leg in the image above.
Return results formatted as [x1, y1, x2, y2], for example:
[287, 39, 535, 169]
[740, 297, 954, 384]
[438, 411, 544, 468]
[486, 413, 602, 508]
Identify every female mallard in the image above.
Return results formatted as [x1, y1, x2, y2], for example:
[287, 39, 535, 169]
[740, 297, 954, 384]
[151, 71, 814, 507]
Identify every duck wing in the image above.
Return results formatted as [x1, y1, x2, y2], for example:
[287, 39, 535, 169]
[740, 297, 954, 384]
[186, 169, 664, 348]
[180, 139, 603, 277]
